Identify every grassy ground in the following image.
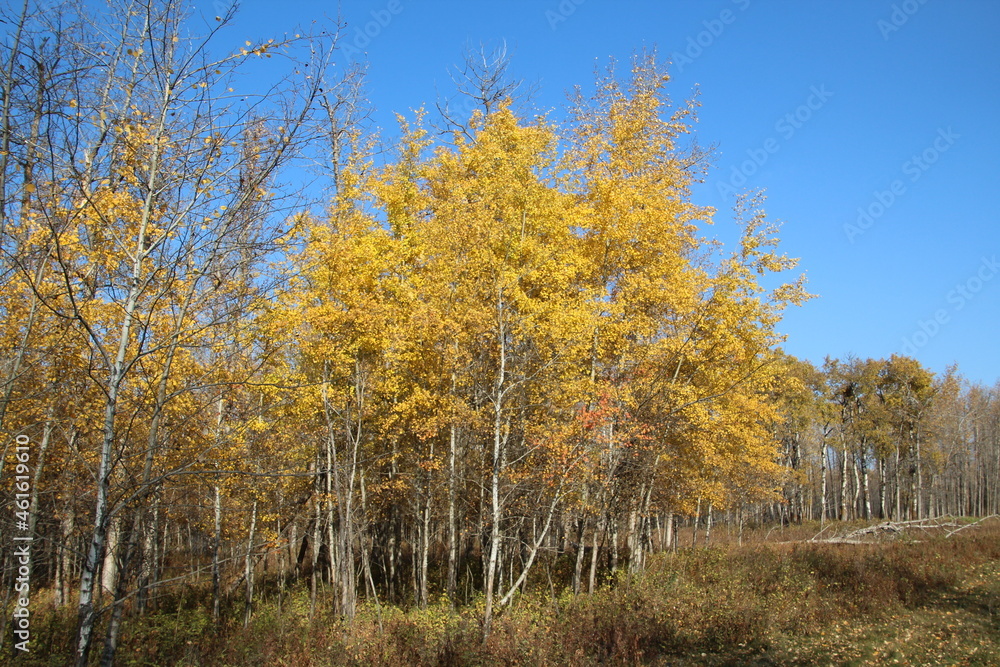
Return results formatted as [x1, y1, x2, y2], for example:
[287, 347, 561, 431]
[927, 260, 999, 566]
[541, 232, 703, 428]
[664, 557, 1000, 666]
[7, 519, 1000, 665]
[785, 558, 1000, 666]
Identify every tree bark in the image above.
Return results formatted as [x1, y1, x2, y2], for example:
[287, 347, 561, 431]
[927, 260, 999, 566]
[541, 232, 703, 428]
[587, 516, 601, 594]
[243, 500, 258, 627]
[212, 485, 222, 621]
[447, 420, 459, 603]
[483, 285, 509, 641]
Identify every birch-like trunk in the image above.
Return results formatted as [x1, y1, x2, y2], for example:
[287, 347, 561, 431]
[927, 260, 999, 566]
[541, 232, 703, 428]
[916, 426, 924, 519]
[820, 432, 828, 526]
[212, 485, 222, 621]
[483, 286, 508, 641]
[860, 448, 872, 520]
[243, 500, 258, 627]
[419, 441, 433, 609]
[75, 296, 140, 667]
[447, 416, 459, 603]
[572, 517, 586, 595]
[895, 445, 902, 520]
[839, 448, 849, 521]
[587, 514, 602, 594]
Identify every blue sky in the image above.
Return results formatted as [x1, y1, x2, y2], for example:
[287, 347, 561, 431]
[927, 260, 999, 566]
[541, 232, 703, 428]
[216, 0, 999, 385]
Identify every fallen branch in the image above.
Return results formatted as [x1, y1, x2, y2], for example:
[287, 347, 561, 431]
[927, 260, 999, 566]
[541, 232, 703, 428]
[945, 514, 999, 538]
[807, 523, 836, 542]
[807, 515, 994, 544]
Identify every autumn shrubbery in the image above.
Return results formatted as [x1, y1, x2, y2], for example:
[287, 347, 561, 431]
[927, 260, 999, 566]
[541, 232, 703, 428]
[10, 523, 1000, 666]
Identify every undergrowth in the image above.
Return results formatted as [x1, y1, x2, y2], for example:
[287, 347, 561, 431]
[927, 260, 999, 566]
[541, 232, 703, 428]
[7, 522, 1000, 666]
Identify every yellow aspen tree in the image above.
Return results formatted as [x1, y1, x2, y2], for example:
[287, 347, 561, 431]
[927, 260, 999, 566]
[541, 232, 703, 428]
[563, 55, 809, 565]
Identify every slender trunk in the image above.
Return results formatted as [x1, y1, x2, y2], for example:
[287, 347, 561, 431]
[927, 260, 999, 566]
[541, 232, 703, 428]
[24, 410, 53, 586]
[860, 449, 872, 520]
[483, 406, 504, 639]
[419, 440, 434, 609]
[895, 446, 902, 520]
[419, 488, 431, 609]
[928, 473, 936, 519]
[0, 0, 31, 226]
[878, 457, 887, 519]
[610, 520, 619, 572]
[704, 502, 713, 546]
[321, 360, 358, 619]
[572, 516, 586, 595]
[990, 438, 1000, 514]
[820, 432, 828, 526]
[483, 286, 507, 641]
[839, 448, 849, 521]
[639, 484, 653, 567]
[359, 470, 383, 631]
[852, 451, 862, 519]
[692, 498, 701, 547]
[56, 500, 76, 607]
[101, 513, 142, 667]
[243, 500, 257, 627]
[496, 484, 565, 608]
[310, 458, 322, 617]
[342, 394, 360, 619]
[447, 420, 458, 604]
[326, 434, 337, 593]
[587, 515, 601, 594]
[791, 437, 802, 523]
[75, 381, 125, 666]
[289, 523, 299, 579]
[916, 426, 924, 519]
[627, 506, 641, 569]
[738, 506, 744, 547]
[99, 578, 127, 667]
[137, 497, 159, 614]
[212, 485, 222, 621]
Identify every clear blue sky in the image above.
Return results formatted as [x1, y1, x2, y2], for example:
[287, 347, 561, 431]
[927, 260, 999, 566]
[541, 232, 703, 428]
[219, 0, 1000, 385]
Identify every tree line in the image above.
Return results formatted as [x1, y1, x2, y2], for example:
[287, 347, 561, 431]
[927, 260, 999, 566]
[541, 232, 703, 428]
[1, 0, 997, 663]
[774, 354, 999, 526]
